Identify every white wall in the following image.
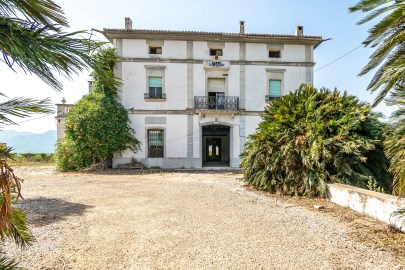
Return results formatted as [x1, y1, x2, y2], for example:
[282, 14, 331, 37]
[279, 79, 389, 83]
[193, 41, 208, 59]
[244, 66, 267, 111]
[223, 42, 239, 60]
[122, 114, 188, 161]
[245, 115, 262, 137]
[121, 62, 188, 110]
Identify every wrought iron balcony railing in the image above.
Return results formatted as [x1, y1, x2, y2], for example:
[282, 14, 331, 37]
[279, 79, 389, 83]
[144, 93, 166, 99]
[194, 96, 239, 110]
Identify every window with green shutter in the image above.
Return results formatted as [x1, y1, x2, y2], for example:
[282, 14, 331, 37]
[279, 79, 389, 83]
[268, 80, 281, 100]
[148, 77, 162, 98]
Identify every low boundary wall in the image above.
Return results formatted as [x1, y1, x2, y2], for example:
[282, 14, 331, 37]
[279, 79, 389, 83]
[327, 183, 405, 230]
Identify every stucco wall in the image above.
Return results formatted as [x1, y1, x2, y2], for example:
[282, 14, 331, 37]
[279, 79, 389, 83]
[327, 183, 405, 230]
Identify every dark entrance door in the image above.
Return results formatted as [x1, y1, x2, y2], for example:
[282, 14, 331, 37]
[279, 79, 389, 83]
[202, 125, 230, 167]
[206, 138, 221, 161]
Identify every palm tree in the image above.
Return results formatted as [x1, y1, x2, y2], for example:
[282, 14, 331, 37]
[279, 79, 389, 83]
[240, 84, 392, 197]
[349, 0, 405, 106]
[1, 0, 102, 91]
[0, 0, 102, 268]
[384, 89, 405, 196]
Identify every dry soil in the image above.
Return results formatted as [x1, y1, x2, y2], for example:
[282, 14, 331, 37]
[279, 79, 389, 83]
[2, 166, 405, 269]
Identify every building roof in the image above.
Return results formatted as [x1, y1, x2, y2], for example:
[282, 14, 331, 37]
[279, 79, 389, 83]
[102, 28, 324, 47]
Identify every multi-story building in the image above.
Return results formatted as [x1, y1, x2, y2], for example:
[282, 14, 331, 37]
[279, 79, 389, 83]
[82, 18, 323, 168]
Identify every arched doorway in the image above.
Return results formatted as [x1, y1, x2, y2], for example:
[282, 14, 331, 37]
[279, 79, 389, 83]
[202, 125, 230, 167]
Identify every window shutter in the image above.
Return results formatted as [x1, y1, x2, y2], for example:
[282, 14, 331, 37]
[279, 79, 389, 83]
[269, 80, 281, 97]
[149, 77, 162, 88]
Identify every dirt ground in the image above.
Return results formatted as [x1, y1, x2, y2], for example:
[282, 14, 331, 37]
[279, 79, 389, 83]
[3, 166, 405, 269]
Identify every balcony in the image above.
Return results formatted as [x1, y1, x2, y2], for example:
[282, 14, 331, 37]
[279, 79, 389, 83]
[144, 93, 166, 101]
[194, 96, 239, 110]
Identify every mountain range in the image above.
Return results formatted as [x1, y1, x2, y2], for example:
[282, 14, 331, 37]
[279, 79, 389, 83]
[0, 130, 57, 153]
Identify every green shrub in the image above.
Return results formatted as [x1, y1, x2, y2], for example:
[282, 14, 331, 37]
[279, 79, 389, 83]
[241, 84, 392, 197]
[55, 48, 140, 171]
[10, 153, 55, 165]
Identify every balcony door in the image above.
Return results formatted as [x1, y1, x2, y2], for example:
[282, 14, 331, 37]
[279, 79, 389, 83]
[207, 78, 225, 110]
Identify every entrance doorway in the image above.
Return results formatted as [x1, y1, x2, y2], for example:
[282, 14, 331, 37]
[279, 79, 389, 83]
[202, 125, 230, 167]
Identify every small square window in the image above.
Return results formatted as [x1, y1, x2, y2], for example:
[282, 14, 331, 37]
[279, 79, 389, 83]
[149, 47, 162, 54]
[269, 50, 281, 58]
[210, 48, 223, 56]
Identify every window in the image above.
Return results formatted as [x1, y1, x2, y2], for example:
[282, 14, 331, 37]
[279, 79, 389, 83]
[149, 47, 162, 54]
[148, 129, 164, 158]
[268, 80, 281, 100]
[148, 77, 162, 98]
[269, 50, 281, 58]
[209, 48, 223, 56]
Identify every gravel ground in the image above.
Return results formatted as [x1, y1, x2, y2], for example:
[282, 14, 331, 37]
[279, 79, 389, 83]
[2, 166, 405, 269]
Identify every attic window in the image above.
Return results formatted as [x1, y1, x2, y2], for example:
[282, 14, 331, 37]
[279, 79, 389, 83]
[269, 50, 281, 58]
[209, 48, 223, 56]
[149, 47, 162, 54]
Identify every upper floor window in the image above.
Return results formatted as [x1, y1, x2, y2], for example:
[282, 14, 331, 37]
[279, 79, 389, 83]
[149, 47, 162, 54]
[269, 50, 281, 58]
[148, 77, 163, 98]
[268, 79, 281, 101]
[209, 48, 223, 56]
[148, 129, 164, 158]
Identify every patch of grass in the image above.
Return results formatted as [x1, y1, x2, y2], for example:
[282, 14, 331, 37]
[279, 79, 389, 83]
[10, 153, 55, 166]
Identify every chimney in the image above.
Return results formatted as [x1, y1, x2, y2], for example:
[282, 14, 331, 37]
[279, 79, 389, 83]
[125, 17, 132, 30]
[239, 20, 245, 34]
[295, 25, 303, 36]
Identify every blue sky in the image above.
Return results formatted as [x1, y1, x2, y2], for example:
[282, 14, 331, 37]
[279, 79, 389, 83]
[1, 0, 394, 133]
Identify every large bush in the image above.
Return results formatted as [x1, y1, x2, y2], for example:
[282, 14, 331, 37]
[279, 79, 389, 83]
[241, 84, 392, 197]
[56, 48, 140, 171]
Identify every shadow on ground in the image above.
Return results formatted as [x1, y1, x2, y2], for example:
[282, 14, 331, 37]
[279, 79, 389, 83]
[14, 197, 93, 226]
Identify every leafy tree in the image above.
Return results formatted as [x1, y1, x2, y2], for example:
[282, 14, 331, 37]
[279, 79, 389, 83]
[56, 48, 140, 171]
[349, 0, 405, 106]
[241, 84, 392, 197]
[1, 0, 102, 268]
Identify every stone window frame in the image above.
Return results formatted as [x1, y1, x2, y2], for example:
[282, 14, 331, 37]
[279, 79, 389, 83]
[208, 42, 225, 58]
[267, 44, 284, 60]
[146, 40, 164, 58]
[144, 65, 166, 102]
[146, 128, 165, 158]
[265, 68, 286, 102]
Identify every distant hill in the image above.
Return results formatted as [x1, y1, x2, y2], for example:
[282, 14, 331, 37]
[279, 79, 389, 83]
[0, 130, 57, 153]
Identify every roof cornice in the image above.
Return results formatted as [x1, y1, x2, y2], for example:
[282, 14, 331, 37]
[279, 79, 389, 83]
[102, 28, 323, 47]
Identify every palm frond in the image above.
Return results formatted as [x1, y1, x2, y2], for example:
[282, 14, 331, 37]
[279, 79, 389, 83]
[350, 0, 405, 105]
[0, 0, 68, 30]
[0, 255, 21, 270]
[0, 18, 103, 91]
[0, 93, 53, 126]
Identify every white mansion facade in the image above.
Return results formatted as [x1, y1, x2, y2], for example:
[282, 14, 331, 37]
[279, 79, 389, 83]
[58, 19, 323, 169]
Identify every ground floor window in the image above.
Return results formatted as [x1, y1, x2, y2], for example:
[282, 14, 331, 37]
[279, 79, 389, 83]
[148, 129, 164, 158]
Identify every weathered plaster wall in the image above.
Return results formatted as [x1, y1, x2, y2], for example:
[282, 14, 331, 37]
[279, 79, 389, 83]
[327, 183, 405, 230]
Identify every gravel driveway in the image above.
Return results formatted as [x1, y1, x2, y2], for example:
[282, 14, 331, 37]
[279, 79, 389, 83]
[3, 166, 404, 269]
